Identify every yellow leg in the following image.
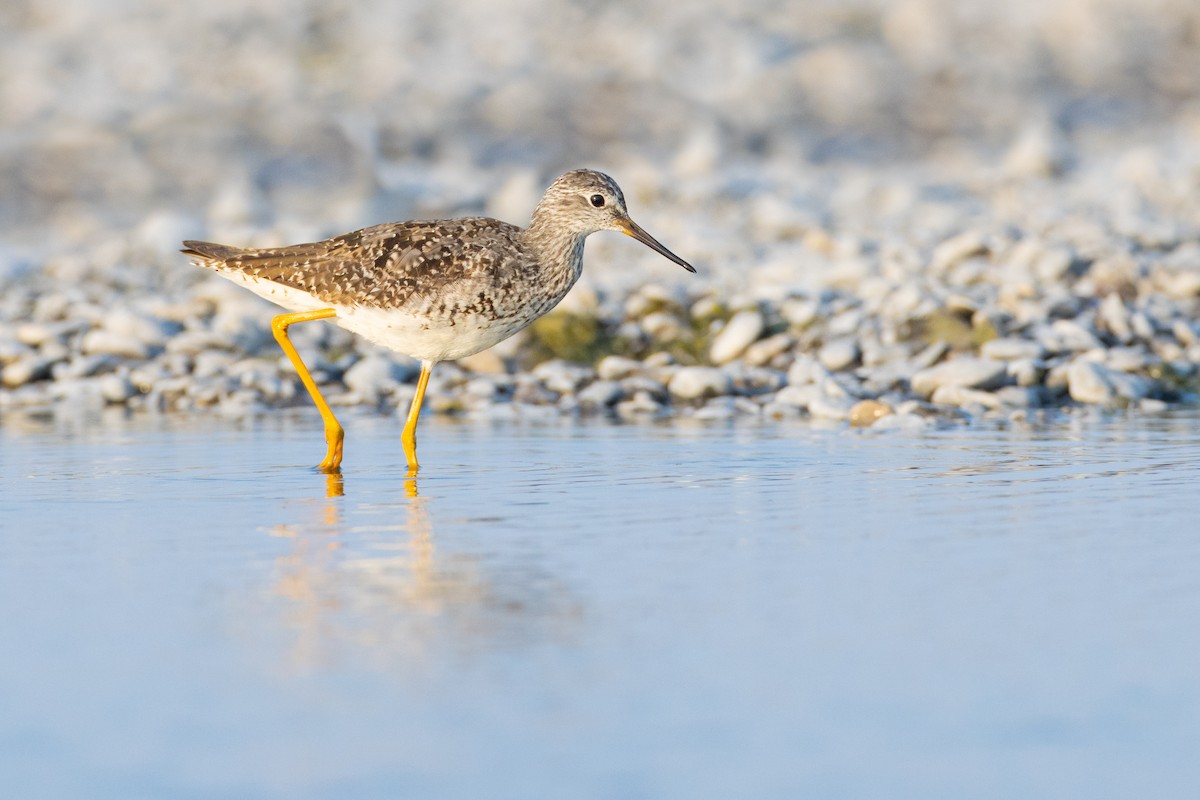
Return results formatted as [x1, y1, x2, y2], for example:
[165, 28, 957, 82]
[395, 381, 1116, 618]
[401, 360, 434, 473]
[271, 309, 344, 473]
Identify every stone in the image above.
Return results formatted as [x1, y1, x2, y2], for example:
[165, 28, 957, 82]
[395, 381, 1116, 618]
[786, 356, 833, 387]
[343, 354, 409, 399]
[931, 385, 1001, 410]
[1067, 360, 1154, 405]
[616, 391, 663, 418]
[808, 394, 855, 421]
[80, 329, 150, 360]
[742, 333, 794, 367]
[931, 230, 987, 271]
[910, 358, 1008, 398]
[781, 296, 819, 328]
[709, 310, 764, 364]
[668, 367, 732, 400]
[533, 360, 595, 394]
[596, 355, 643, 381]
[818, 337, 860, 371]
[102, 310, 179, 348]
[849, 399, 893, 427]
[640, 311, 686, 341]
[1037, 320, 1103, 353]
[994, 386, 1041, 407]
[1, 356, 52, 387]
[99, 374, 136, 404]
[980, 337, 1046, 361]
[1006, 358, 1045, 387]
[577, 380, 622, 408]
[772, 384, 817, 410]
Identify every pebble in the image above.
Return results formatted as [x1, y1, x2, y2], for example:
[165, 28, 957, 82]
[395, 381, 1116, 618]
[668, 367, 733, 400]
[709, 310, 764, 365]
[980, 338, 1046, 361]
[596, 355, 643, 381]
[99, 374, 136, 404]
[577, 380, 623, 408]
[818, 338, 860, 371]
[931, 385, 1001, 410]
[849, 399, 893, 427]
[2, 357, 52, 388]
[910, 358, 1008, 398]
[343, 354, 409, 399]
[742, 333, 794, 367]
[80, 329, 150, 360]
[932, 231, 987, 271]
[808, 394, 856, 421]
[1067, 360, 1153, 405]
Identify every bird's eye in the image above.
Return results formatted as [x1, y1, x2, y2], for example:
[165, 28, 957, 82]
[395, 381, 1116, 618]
[590, 194, 605, 208]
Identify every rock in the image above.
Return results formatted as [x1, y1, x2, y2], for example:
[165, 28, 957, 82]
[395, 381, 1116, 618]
[1037, 319, 1103, 353]
[742, 333, 794, 367]
[533, 360, 594, 394]
[808, 394, 855, 421]
[596, 355, 643, 381]
[1006, 358, 1045, 387]
[53, 354, 119, 379]
[726, 365, 785, 396]
[1067, 360, 1154, 405]
[102, 310, 179, 348]
[931, 230, 987, 271]
[818, 337, 860, 371]
[616, 390, 663, 418]
[870, 412, 931, 431]
[1, 356, 52, 387]
[994, 386, 1041, 407]
[1067, 361, 1115, 404]
[849, 399, 893, 427]
[786, 356, 833, 386]
[343, 354, 409, 399]
[1003, 121, 1071, 178]
[693, 397, 736, 420]
[577, 380, 622, 408]
[980, 337, 1046, 361]
[457, 349, 508, 374]
[910, 357, 1008, 398]
[772, 384, 817, 410]
[931, 385, 1001, 410]
[640, 311, 686, 341]
[1097, 293, 1133, 343]
[709, 310, 764, 364]
[80, 329, 150, 360]
[1033, 247, 1076, 283]
[781, 296, 819, 328]
[99, 374, 136, 404]
[668, 367, 732, 400]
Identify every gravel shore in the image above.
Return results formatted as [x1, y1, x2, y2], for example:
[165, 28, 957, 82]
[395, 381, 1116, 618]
[3, 0, 1199, 429]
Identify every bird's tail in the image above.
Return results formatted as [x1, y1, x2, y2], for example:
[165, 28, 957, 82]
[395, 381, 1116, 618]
[180, 240, 245, 265]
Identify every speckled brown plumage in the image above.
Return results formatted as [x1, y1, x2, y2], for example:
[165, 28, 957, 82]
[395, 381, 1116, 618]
[183, 169, 695, 364]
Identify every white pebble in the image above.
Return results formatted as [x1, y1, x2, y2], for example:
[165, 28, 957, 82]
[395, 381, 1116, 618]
[910, 358, 1008, 398]
[709, 310, 764, 365]
[668, 366, 732, 400]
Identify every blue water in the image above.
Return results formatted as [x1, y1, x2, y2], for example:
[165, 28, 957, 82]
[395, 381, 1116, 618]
[1, 409, 1198, 798]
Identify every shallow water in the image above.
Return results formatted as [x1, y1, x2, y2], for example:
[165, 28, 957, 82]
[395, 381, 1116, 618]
[2, 409, 1198, 798]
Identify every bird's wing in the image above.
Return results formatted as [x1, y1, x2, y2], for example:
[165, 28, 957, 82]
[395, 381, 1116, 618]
[183, 219, 523, 309]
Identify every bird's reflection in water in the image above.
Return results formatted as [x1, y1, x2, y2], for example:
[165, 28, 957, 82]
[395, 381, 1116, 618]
[267, 468, 582, 671]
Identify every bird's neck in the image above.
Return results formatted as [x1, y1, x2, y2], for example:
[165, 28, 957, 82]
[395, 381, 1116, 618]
[523, 213, 588, 289]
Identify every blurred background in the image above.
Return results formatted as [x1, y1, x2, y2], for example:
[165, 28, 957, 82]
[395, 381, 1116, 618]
[2, 0, 1198, 257]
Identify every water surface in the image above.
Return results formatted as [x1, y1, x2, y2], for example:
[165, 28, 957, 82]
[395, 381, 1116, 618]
[2, 410, 1198, 798]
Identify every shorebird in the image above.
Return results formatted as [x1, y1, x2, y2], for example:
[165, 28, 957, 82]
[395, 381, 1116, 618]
[183, 169, 695, 473]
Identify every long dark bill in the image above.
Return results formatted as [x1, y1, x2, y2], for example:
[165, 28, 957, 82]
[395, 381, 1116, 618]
[621, 219, 697, 273]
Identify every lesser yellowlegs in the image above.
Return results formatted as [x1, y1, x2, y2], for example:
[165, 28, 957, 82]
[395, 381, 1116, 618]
[182, 169, 695, 473]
